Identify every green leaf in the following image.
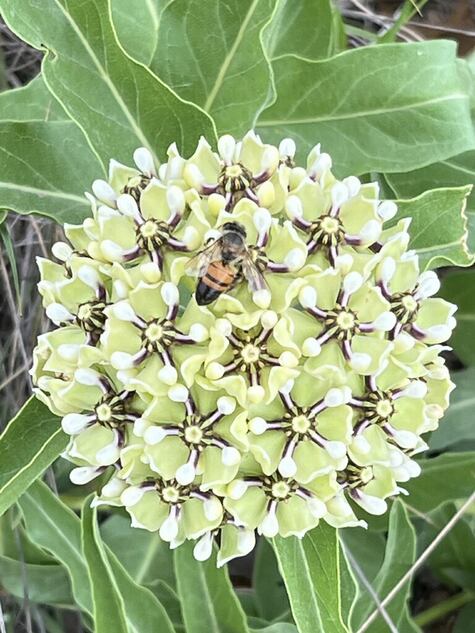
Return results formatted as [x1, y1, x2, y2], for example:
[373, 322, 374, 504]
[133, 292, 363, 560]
[18, 481, 93, 614]
[19, 481, 176, 633]
[404, 453, 475, 513]
[253, 538, 289, 621]
[0, 120, 103, 222]
[174, 541, 249, 633]
[339, 543, 359, 629]
[385, 152, 475, 253]
[112, 0, 276, 136]
[350, 501, 416, 633]
[454, 602, 475, 633]
[421, 503, 475, 591]
[101, 513, 175, 588]
[0, 554, 74, 606]
[430, 369, 475, 451]
[272, 522, 350, 633]
[439, 269, 475, 365]
[257, 41, 475, 176]
[0, 75, 66, 121]
[0, 0, 216, 169]
[82, 499, 129, 633]
[0, 397, 67, 518]
[391, 187, 472, 270]
[265, 0, 335, 60]
[250, 626, 297, 633]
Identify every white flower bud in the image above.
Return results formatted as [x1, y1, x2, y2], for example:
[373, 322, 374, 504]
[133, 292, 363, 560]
[359, 220, 381, 243]
[203, 497, 222, 521]
[117, 193, 140, 218]
[133, 417, 149, 437]
[184, 163, 205, 189]
[62, 413, 90, 435]
[111, 352, 135, 370]
[286, 195, 304, 219]
[193, 532, 214, 562]
[46, 303, 74, 324]
[380, 257, 396, 283]
[331, 182, 349, 208]
[133, 147, 155, 175]
[400, 380, 427, 399]
[74, 368, 102, 387]
[101, 478, 126, 498]
[279, 351, 299, 368]
[261, 146, 279, 172]
[343, 271, 363, 295]
[158, 364, 178, 385]
[96, 443, 121, 465]
[51, 241, 73, 261]
[92, 179, 117, 205]
[206, 362, 225, 380]
[325, 441, 347, 460]
[261, 310, 278, 329]
[111, 301, 137, 322]
[57, 344, 80, 362]
[222, 446, 241, 466]
[278, 455, 297, 478]
[302, 337, 321, 357]
[140, 261, 161, 283]
[161, 282, 179, 306]
[299, 286, 317, 309]
[343, 176, 361, 197]
[284, 248, 305, 271]
[349, 353, 371, 371]
[279, 138, 296, 158]
[259, 509, 279, 537]
[168, 384, 189, 402]
[377, 200, 398, 221]
[188, 323, 208, 343]
[416, 271, 440, 299]
[324, 387, 351, 408]
[371, 311, 397, 331]
[100, 240, 126, 261]
[354, 491, 387, 516]
[218, 134, 236, 164]
[70, 466, 101, 485]
[352, 435, 371, 454]
[167, 185, 186, 214]
[249, 417, 267, 435]
[159, 513, 179, 542]
[391, 429, 419, 449]
[176, 462, 196, 485]
[253, 208, 272, 234]
[253, 289, 272, 309]
[144, 426, 168, 445]
[247, 385, 265, 403]
[227, 479, 247, 500]
[217, 396, 236, 415]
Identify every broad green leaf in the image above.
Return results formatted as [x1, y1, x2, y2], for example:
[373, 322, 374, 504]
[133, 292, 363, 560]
[439, 269, 475, 365]
[0, 555, 74, 606]
[420, 502, 475, 591]
[0, 0, 216, 169]
[404, 453, 475, 513]
[265, 0, 335, 61]
[0, 120, 102, 222]
[391, 187, 472, 270]
[253, 538, 289, 621]
[430, 369, 475, 451]
[101, 513, 175, 588]
[19, 481, 176, 633]
[339, 543, 359, 629]
[174, 541, 249, 633]
[386, 152, 475, 253]
[250, 626, 297, 633]
[112, 0, 276, 136]
[350, 501, 416, 633]
[18, 481, 93, 614]
[0, 74, 66, 121]
[0, 397, 66, 518]
[454, 602, 475, 633]
[82, 500, 129, 633]
[258, 41, 475, 176]
[109, 0, 166, 66]
[272, 522, 349, 633]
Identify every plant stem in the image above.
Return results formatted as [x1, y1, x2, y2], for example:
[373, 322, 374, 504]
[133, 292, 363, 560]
[414, 591, 475, 627]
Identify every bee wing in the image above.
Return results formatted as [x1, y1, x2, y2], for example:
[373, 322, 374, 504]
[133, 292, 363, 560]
[186, 239, 223, 277]
[241, 252, 268, 293]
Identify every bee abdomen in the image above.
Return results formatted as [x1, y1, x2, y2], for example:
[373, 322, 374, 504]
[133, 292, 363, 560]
[195, 262, 235, 305]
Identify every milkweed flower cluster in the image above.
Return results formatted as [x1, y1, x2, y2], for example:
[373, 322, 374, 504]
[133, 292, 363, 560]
[32, 132, 455, 565]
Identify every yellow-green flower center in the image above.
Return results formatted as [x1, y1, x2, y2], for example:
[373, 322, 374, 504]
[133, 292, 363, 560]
[401, 295, 418, 312]
[145, 322, 163, 342]
[336, 310, 356, 330]
[162, 486, 180, 503]
[77, 303, 93, 320]
[184, 425, 203, 444]
[375, 399, 394, 419]
[271, 481, 290, 499]
[292, 414, 311, 434]
[96, 403, 112, 422]
[241, 343, 260, 364]
[320, 216, 341, 234]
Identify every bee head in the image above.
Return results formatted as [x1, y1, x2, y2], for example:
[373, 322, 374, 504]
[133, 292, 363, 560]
[222, 222, 247, 238]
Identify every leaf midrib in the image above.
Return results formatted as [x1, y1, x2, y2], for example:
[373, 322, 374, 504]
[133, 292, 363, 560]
[204, 0, 260, 112]
[259, 93, 468, 125]
[0, 181, 88, 204]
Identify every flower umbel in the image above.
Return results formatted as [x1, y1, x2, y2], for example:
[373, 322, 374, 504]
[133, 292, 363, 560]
[33, 131, 456, 566]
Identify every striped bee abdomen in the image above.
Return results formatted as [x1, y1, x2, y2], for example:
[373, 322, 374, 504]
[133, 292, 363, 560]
[195, 261, 235, 305]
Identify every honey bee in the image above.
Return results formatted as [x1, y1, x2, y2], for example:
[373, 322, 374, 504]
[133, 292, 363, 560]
[186, 222, 267, 305]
